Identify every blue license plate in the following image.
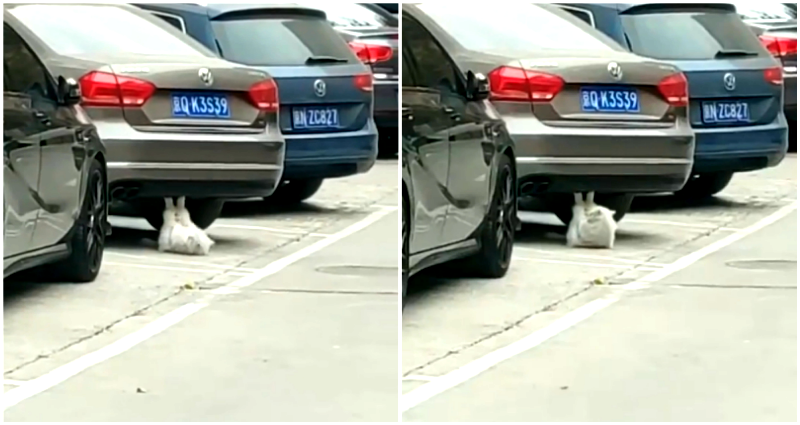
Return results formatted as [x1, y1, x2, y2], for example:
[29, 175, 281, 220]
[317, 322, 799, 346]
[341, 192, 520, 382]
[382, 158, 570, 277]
[580, 87, 640, 113]
[702, 101, 750, 124]
[171, 93, 230, 119]
[292, 107, 340, 130]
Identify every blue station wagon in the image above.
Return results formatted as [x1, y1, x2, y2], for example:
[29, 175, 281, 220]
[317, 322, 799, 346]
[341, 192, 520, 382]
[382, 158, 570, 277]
[136, 3, 379, 204]
[559, 3, 789, 198]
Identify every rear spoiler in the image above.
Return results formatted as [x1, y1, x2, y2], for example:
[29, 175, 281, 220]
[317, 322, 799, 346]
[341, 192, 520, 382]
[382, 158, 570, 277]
[211, 5, 327, 21]
[620, 3, 737, 15]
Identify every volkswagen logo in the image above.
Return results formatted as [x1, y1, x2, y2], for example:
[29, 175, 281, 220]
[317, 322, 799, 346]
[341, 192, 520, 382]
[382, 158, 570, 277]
[723, 72, 736, 91]
[607, 62, 623, 81]
[198, 68, 213, 87]
[313, 79, 326, 97]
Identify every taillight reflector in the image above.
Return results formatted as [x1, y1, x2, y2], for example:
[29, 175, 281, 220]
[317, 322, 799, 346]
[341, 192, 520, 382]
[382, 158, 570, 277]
[759, 35, 798, 57]
[487, 66, 564, 102]
[764, 66, 783, 85]
[354, 73, 373, 92]
[79, 71, 155, 107]
[656, 72, 688, 107]
[248, 79, 279, 112]
[348, 41, 393, 64]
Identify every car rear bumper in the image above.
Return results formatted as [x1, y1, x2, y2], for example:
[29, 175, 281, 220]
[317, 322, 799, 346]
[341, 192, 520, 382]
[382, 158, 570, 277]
[102, 133, 285, 199]
[508, 121, 695, 194]
[692, 117, 788, 173]
[283, 126, 378, 180]
[374, 80, 398, 130]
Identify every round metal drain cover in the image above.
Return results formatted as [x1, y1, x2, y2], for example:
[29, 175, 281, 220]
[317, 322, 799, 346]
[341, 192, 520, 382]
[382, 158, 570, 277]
[726, 260, 796, 271]
[316, 265, 397, 277]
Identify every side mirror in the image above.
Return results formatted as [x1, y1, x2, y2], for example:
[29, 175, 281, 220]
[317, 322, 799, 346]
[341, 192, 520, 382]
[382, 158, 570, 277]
[57, 76, 81, 106]
[466, 71, 490, 101]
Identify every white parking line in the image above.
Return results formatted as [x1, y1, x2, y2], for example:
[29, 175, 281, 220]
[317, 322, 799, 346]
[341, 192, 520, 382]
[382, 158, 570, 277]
[211, 223, 331, 238]
[104, 261, 251, 276]
[513, 256, 662, 271]
[514, 247, 667, 267]
[105, 252, 259, 272]
[624, 218, 740, 232]
[401, 201, 797, 413]
[3, 207, 398, 411]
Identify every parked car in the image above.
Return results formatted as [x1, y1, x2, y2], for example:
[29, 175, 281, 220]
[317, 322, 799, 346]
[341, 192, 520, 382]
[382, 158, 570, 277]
[299, 2, 399, 156]
[137, 3, 378, 205]
[5, 3, 286, 230]
[735, 2, 797, 150]
[401, 10, 519, 308]
[4, 21, 110, 281]
[558, 3, 788, 199]
[403, 3, 695, 225]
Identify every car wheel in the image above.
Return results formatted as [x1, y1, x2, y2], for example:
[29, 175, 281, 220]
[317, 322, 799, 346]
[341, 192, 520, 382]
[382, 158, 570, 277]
[265, 178, 324, 205]
[553, 193, 634, 226]
[50, 158, 107, 283]
[675, 172, 733, 199]
[402, 188, 409, 310]
[140, 198, 225, 230]
[466, 154, 515, 278]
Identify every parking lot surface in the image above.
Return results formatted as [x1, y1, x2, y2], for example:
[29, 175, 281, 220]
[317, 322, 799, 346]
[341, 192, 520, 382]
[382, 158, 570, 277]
[4, 160, 399, 422]
[402, 156, 797, 422]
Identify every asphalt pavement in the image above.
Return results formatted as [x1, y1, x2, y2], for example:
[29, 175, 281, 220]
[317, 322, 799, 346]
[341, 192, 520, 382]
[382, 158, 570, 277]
[403, 156, 797, 422]
[4, 159, 399, 422]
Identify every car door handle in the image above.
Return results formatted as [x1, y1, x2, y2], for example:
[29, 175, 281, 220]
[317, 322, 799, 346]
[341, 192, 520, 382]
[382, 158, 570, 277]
[442, 106, 461, 121]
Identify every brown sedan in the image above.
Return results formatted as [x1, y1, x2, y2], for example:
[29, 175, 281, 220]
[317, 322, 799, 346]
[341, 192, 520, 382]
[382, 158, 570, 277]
[5, 3, 285, 229]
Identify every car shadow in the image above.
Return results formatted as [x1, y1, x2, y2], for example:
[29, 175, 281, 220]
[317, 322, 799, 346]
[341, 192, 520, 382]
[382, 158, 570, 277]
[630, 192, 749, 214]
[220, 198, 341, 219]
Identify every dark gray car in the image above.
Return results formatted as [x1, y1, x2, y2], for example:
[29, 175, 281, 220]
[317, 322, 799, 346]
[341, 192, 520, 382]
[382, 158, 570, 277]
[405, 3, 696, 223]
[4, 22, 109, 281]
[5, 3, 286, 230]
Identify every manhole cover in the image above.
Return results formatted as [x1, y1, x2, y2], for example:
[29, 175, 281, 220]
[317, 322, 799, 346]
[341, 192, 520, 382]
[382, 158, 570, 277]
[726, 260, 796, 271]
[316, 265, 397, 277]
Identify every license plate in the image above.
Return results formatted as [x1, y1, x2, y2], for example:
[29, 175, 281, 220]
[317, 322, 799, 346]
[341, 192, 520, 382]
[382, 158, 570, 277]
[292, 107, 340, 130]
[580, 87, 640, 113]
[171, 93, 230, 119]
[702, 101, 750, 124]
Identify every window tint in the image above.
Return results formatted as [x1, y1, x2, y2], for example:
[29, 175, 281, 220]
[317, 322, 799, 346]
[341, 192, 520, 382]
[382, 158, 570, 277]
[211, 15, 359, 66]
[415, 3, 620, 54]
[735, 3, 797, 20]
[561, 7, 594, 26]
[402, 16, 461, 94]
[153, 12, 185, 32]
[621, 10, 770, 60]
[298, 2, 393, 28]
[401, 50, 414, 87]
[8, 4, 206, 57]
[3, 24, 54, 103]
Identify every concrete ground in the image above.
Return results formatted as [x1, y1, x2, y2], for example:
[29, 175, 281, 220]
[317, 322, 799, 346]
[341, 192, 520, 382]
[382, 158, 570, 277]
[4, 160, 399, 422]
[403, 156, 797, 422]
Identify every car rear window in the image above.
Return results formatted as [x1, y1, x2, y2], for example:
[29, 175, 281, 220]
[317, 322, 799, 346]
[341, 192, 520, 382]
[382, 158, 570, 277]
[8, 4, 206, 58]
[620, 9, 770, 60]
[298, 2, 394, 28]
[210, 14, 359, 66]
[414, 3, 622, 54]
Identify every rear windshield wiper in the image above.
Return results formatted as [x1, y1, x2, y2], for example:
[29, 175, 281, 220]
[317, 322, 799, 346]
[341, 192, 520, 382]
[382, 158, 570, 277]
[714, 49, 759, 58]
[305, 56, 348, 64]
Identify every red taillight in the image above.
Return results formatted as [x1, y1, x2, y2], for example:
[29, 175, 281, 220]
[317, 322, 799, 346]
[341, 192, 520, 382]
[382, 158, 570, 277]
[759, 35, 798, 57]
[764, 66, 783, 86]
[348, 41, 393, 64]
[78, 71, 155, 107]
[487, 66, 564, 102]
[248, 79, 279, 112]
[354, 73, 373, 92]
[656, 72, 688, 107]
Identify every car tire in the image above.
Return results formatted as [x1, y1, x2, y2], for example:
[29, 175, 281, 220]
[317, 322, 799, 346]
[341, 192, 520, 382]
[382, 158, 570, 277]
[465, 154, 516, 279]
[675, 172, 733, 199]
[140, 197, 225, 230]
[553, 193, 634, 226]
[265, 178, 324, 205]
[402, 188, 409, 310]
[50, 158, 107, 283]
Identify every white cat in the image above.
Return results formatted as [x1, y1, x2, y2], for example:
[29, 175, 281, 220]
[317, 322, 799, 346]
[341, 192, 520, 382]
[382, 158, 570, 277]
[157, 197, 214, 255]
[566, 192, 617, 249]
